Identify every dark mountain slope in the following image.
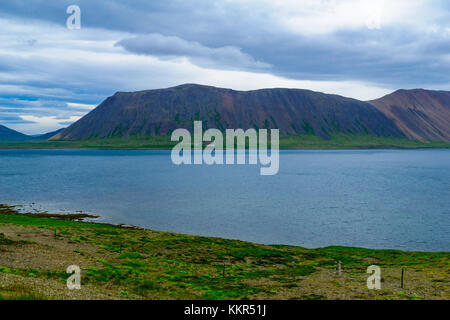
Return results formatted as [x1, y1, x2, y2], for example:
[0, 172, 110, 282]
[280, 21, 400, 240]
[35, 128, 65, 140]
[0, 125, 31, 142]
[53, 84, 404, 140]
[369, 89, 450, 142]
[0, 126, 67, 143]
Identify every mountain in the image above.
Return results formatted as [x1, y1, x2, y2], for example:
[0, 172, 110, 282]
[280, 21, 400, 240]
[53, 84, 405, 141]
[34, 128, 65, 140]
[0, 125, 32, 142]
[0, 126, 66, 143]
[368, 89, 450, 142]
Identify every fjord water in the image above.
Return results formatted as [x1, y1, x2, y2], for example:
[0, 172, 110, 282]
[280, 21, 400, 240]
[0, 149, 448, 251]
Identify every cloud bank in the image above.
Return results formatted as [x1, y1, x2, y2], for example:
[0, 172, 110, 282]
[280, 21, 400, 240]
[116, 34, 271, 70]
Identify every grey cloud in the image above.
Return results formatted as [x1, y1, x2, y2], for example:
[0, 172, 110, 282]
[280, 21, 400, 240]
[1, 0, 449, 88]
[116, 34, 271, 70]
[250, 26, 450, 88]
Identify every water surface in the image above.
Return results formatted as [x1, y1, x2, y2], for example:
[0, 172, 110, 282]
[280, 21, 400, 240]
[0, 149, 448, 251]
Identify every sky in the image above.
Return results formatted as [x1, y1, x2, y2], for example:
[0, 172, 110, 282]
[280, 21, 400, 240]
[0, 0, 449, 134]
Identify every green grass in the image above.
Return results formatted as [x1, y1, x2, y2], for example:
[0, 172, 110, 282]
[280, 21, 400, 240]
[0, 231, 34, 245]
[0, 283, 45, 300]
[0, 232, 15, 245]
[277, 134, 450, 149]
[0, 136, 177, 149]
[1, 204, 448, 300]
[0, 134, 449, 149]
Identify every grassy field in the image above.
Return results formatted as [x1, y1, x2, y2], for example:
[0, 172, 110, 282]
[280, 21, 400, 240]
[0, 134, 449, 149]
[0, 204, 448, 300]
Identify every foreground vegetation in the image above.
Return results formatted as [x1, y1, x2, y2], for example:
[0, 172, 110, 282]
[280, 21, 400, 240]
[0, 134, 449, 150]
[0, 204, 448, 300]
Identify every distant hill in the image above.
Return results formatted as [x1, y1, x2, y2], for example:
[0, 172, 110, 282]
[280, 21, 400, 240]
[53, 84, 406, 141]
[34, 128, 65, 140]
[368, 89, 450, 142]
[0, 125, 31, 142]
[0, 126, 66, 143]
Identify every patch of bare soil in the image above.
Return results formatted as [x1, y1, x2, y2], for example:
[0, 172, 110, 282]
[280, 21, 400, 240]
[0, 225, 137, 300]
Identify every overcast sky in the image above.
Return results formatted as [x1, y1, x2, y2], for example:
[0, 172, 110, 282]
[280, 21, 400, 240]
[0, 0, 449, 134]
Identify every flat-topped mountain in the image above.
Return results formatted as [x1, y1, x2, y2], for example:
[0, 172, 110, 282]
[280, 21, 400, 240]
[368, 89, 450, 142]
[53, 84, 407, 141]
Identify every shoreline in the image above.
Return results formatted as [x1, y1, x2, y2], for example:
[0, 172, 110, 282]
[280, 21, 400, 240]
[1, 146, 449, 151]
[4, 204, 448, 252]
[1, 135, 449, 150]
[0, 204, 448, 300]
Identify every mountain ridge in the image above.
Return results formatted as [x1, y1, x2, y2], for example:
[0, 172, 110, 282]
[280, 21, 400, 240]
[0, 125, 31, 142]
[3, 84, 445, 143]
[0, 126, 65, 143]
[368, 89, 450, 141]
[53, 84, 408, 141]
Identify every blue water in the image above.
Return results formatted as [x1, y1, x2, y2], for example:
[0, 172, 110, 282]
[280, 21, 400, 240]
[0, 149, 449, 251]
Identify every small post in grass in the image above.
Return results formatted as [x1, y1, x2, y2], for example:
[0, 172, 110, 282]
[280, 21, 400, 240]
[338, 260, 341, 276]
[401, 268, 404, 288]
